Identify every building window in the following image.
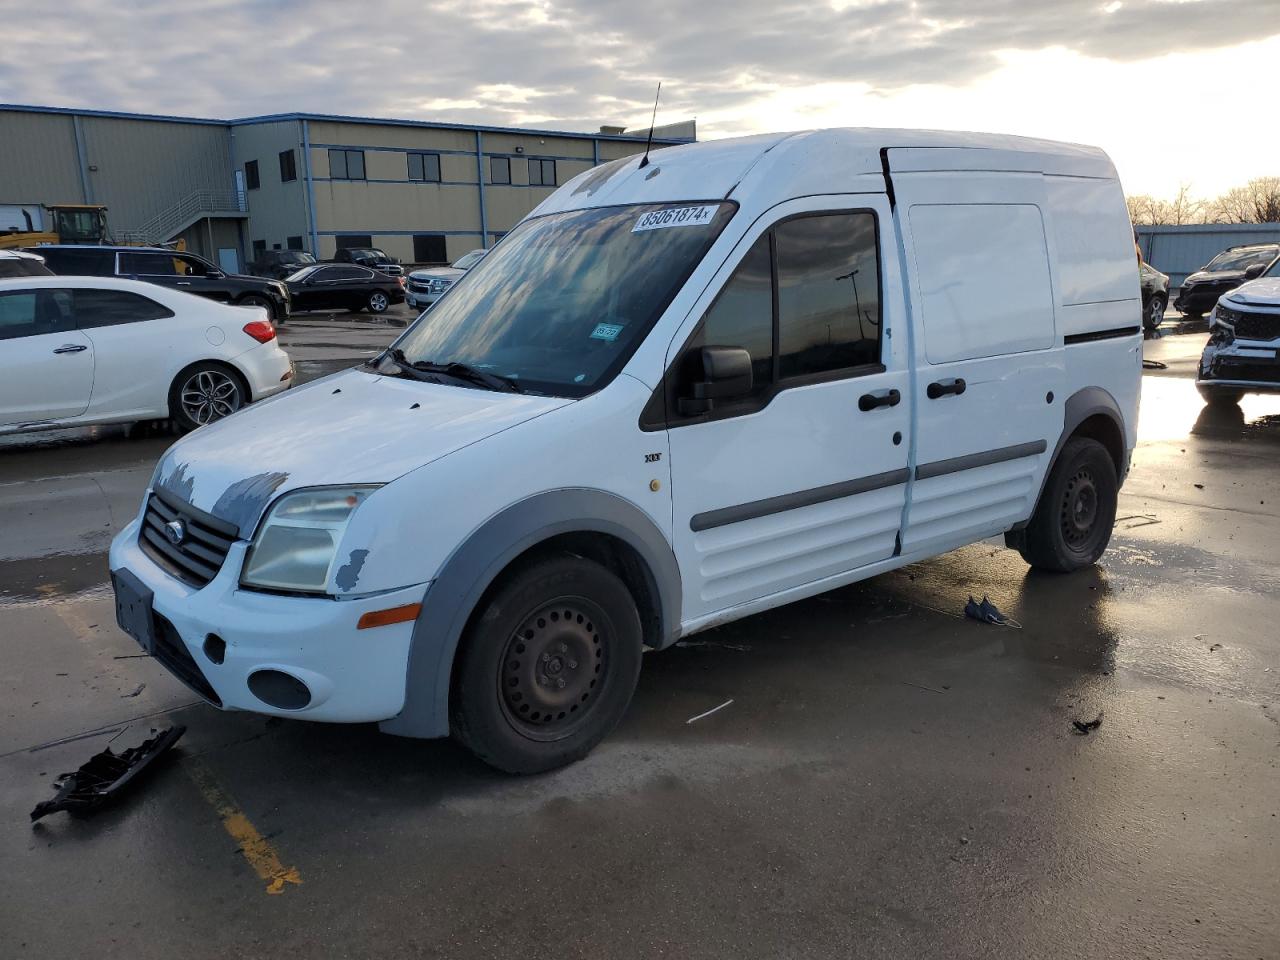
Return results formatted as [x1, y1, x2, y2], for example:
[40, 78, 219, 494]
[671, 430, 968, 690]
[489, 156, 511, 185]
[287, 236, 304, 251]
[328, 149, 366, 181]
[528, 158, 556, 186]
[413, 234, 448, 264]
[408, 152, 441, 183]
[245, 160, 260, 190]
[335, 235, 373, 249]
[252, 239, 266, 256]
[279, 149, 297, 182]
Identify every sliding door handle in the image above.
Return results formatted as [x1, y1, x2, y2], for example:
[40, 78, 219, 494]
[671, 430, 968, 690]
[858, 388, 901, 411]
[926, 378, 966, 399]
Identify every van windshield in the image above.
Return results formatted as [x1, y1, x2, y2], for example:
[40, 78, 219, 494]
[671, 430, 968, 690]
[382, 201, 735, 397]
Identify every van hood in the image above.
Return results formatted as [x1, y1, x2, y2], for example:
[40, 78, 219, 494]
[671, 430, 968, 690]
[153, 368, 572, 535]
[1224, 277, 1280, 306]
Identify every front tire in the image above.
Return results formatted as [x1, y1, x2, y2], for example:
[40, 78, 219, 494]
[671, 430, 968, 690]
[367, 291, 389, 314]
[169, 363, 246, 432]
[1144, 293, 1167, 331]
[1018, 437, 1118, 572]
[1180, 307, 1203, 320]
[1197, 385, 1243, 407]
[450, 555, 643, 774]
[237, 293, 274, 319]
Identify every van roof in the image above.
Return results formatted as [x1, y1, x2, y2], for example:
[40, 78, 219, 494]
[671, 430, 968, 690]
[535, 127, 1116, 217]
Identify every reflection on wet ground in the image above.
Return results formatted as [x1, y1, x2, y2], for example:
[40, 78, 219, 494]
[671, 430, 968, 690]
[2, 331, 1278, 959]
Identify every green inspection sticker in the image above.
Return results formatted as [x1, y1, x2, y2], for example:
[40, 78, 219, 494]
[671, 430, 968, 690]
[590, 322, 624, 341]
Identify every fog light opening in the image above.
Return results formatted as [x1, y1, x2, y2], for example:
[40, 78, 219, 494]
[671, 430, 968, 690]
[203, 634, 226, 665]
[248, 670, 312, 710]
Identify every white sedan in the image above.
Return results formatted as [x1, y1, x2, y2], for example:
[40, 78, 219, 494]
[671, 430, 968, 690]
[0, 275, 293, 435]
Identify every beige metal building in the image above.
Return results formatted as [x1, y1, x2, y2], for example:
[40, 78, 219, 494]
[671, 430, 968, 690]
[0, 103, 693, 271]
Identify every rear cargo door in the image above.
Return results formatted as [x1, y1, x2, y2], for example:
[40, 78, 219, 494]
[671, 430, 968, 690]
[886, 152, 1064, 558]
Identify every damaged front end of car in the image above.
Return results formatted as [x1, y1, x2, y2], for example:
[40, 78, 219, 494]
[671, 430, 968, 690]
[1197, 298, 1280, 401]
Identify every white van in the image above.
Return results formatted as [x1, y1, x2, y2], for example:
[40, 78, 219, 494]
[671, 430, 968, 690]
[109, 129, 1142, 773]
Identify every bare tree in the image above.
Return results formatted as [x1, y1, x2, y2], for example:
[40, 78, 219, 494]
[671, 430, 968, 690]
[1127, 185, 1204, 225]
[1208, 177, 1280, 223]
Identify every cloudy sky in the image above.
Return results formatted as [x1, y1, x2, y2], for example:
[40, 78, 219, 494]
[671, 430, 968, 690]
[3, 0, 1278, 199]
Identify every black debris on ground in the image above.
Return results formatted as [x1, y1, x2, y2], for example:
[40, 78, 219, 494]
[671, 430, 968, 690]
[29, 726, 186, 822]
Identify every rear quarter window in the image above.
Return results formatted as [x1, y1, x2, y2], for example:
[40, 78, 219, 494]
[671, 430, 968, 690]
[39, 248, 115, 276]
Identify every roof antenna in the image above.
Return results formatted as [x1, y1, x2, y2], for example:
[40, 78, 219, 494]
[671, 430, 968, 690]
[638, 82, 661, 169]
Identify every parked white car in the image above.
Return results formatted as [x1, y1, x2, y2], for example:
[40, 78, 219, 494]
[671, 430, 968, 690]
[110, 128, 1140, 774]
[1198, 264, 1280, 404]
[405, 249, 487, 308]
[0, 275, 293, 435]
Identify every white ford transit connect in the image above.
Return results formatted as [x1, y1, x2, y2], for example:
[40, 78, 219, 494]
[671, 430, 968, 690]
[109, 129, 1142, 773]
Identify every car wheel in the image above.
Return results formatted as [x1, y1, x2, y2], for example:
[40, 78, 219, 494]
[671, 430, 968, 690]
[1180, 308, 1203, 320]
[367, 291, 389, 314]
[170, 363, 246, 432]
[1144, 294, 1167, 331]
[1197, 385, 1243, 407]
[450, 555, 643, 774]
[238, 293, 274, 319]
[1017, 437, 1118, 573]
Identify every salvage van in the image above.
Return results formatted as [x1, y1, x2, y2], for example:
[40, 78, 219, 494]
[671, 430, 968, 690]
[109, 129, 1142, 773]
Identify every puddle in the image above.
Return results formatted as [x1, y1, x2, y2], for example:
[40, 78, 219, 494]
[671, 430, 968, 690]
[1137, 375, 1280, 443]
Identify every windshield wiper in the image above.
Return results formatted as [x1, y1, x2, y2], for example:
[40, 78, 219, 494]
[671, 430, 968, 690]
[410, 360, 525, 393]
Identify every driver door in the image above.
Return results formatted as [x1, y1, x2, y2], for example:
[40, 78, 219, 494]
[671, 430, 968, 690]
[664, 196, 911, 623]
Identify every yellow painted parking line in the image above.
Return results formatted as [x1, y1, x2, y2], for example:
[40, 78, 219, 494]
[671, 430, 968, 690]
[185, 758, 302, 895]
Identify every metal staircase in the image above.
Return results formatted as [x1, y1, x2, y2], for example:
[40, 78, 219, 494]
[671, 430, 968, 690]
[114, 190, 247, 246]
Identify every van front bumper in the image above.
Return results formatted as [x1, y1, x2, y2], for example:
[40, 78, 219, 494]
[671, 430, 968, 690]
[108, 515, 425, 723]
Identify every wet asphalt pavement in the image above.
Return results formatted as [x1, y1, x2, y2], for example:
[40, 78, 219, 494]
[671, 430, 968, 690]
[1, 316, 1278, 959]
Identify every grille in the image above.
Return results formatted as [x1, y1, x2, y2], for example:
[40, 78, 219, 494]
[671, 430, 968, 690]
[1231, 310, 1280, 341]
[152, 611, 221, 705]
[138, 488, 238, 588]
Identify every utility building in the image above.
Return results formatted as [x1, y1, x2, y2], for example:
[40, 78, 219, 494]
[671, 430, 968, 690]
[0, 103, 693, 271]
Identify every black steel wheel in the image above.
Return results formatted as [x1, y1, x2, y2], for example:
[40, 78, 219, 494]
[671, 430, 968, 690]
[1017, 437, 1118, 572]
[451, 554, 642, 773]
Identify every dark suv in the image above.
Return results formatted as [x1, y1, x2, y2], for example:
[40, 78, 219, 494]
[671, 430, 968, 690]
[35, 245, 291, 321]
[1174, 243, 1280, 319]
[332, 247, 403, 276]
[248, 249, 318, 280]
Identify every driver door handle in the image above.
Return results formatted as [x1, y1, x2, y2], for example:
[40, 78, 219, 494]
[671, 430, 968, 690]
[176, 281, 192, 286]
[926, 378, 966, 399]
[858, 388, 901, 411]
[53, 344, 88, 354]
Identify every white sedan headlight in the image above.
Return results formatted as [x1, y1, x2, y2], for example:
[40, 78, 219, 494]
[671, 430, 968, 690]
[241, 486, 380, 593]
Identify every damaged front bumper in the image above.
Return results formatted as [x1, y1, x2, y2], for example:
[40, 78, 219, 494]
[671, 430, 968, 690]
[1198, 338, 1280, 394]
[108, 509, 426, 723]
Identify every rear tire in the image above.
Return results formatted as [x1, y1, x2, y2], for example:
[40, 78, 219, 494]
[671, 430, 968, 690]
[450, 555, 643, 774]
[367, 291, 389, 314]
[169, 362, 247, 432]
[1018, 437, 1118, 572]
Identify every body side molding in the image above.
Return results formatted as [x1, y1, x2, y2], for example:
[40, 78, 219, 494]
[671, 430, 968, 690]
[690, 468, 910, 532]
[379, 488, 681, 740]
[914, 440, 1048, 481]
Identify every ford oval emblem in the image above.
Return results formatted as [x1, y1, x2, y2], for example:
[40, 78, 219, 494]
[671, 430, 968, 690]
[164, 519, 186, 546]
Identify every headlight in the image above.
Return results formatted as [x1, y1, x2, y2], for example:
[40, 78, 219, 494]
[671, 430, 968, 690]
[1212, 303, 1240, 328]
[241, 486, 380, 593]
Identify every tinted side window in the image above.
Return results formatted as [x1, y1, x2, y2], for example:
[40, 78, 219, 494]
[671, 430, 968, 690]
[73, 289, 175, 328]
[0, 290, 74, 340]
[175, 256, 212, 277]
[40, 248, 114, 276]
[120, 252, 180, 276]
[684, 233, 773, 395]
[775, 213, 880, 378]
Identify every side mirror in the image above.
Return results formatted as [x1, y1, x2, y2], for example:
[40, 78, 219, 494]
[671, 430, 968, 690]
[1244, 262, 1266, 279]
[207, 269, 225, 279]
[678, 345, 753, 416]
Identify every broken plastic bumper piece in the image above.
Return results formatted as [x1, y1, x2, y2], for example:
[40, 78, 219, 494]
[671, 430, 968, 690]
[30, 726, 186, 822]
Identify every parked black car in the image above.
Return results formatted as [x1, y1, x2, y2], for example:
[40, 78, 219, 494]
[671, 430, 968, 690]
[1140, 261, 1170, 331]
[34, 245, 291, 321]
[248, 249, 317, 280]
[332, 247, 404, 276]
[285, 264, 405, 314]
[1174, 243, 1279, 319]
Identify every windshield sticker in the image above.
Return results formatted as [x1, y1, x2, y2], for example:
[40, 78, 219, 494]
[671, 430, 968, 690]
[590, 322, 625, 342]
[632, 205, 719, 233]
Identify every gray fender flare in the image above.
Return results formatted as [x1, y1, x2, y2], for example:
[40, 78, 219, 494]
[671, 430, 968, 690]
[378, 488, 682, 739]
[1010, 386, 1127, 535]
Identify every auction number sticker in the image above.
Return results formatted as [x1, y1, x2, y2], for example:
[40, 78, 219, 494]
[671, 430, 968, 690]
[632, 204, 719, 233]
